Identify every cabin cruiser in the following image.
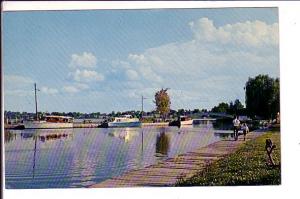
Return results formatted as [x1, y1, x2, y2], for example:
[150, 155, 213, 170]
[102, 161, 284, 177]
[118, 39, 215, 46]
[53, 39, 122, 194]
[108, 115, 141, 128]
[169, 116, 193, 127]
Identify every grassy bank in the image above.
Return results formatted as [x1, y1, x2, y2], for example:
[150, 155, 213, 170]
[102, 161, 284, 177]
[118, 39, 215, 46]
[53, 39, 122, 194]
[177, 131, 281, 186]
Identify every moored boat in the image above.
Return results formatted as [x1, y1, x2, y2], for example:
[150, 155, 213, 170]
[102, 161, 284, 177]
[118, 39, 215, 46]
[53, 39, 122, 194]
[24, 83, 74, 129]
[108, 115, 141, 128]
[169, 116, 193, 127]
[24, 115, 73, 129]
[179, 116, 193, 125]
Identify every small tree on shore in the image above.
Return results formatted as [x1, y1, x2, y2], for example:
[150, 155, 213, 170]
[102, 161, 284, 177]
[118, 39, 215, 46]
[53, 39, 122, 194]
[154, 88, 171, 121]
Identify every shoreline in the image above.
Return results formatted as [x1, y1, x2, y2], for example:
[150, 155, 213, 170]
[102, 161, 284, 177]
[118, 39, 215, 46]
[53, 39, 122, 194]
[90, 130, 266, 188]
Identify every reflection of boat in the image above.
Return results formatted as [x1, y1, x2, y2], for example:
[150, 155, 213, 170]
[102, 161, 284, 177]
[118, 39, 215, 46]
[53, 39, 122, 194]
[108, 128, 139, 142]
[108, 115, 141, 128]
[24, 115, 73, 129]
[20, 129, 74, 142]
[38, 129, 73, 142]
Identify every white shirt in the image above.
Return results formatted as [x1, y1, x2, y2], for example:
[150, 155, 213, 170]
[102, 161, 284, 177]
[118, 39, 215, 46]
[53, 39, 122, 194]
[233, 119, 240, 127]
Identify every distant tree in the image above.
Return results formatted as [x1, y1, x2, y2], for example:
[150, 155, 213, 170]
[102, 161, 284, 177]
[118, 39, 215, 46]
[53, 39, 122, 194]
[193, 109, 200, 114]
[211, 102, 229, 113]
[154, 88, 171, 121]
[227, 99, 244, 115]
[177, 109, 185, 116]
[201, 109, 208, 113]
[245, 75, 280, 119]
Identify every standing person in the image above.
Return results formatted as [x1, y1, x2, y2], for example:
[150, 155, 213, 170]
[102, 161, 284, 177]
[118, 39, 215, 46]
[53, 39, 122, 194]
[242, 123, 249, 141]
[233, 115, 240, 141]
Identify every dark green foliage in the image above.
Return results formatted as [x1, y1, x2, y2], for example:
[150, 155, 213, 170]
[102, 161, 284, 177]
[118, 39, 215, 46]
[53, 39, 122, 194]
[245, 75, 280, 119]
[177, 132, 281, 186]
[211, 102, 229, 113]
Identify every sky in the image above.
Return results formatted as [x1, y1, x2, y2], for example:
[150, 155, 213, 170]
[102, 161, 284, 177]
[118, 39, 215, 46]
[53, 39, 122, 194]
[3, 8, 279, 113]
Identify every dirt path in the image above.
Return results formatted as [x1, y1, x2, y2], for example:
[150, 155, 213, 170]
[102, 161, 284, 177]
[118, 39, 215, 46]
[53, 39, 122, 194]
[90, 131, 263, 188]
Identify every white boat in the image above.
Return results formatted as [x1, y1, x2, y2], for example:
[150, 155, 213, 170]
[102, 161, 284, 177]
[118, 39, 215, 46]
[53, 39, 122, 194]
[24, 83, 74, 129]
[179, 116, 193, 125]
[24, 115, 73, 129]
[108, 115, 141, 128]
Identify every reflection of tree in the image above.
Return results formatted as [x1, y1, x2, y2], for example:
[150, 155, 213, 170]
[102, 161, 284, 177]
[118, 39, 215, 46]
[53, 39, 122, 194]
[212, 119, 232, 130]
[4, 130, 16, 143]
[155, 129, 170, 155]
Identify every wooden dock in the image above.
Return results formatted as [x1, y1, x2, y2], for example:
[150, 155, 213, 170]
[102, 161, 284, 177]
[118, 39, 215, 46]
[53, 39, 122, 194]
[90, 131, 263, 188]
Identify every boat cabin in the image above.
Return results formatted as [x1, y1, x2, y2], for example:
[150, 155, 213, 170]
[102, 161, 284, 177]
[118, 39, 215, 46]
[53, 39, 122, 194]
[45, 116, 73, 123]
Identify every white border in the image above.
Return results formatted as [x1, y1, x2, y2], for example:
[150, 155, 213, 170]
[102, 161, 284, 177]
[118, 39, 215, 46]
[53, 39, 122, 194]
[1, 1, 296, 11]
[3, 1, 300, 199]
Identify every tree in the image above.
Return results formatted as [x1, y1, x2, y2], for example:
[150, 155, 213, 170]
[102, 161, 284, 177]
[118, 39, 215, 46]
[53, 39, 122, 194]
[154, 88, 171, 121]
[211, 102, 229, 113]
[227, 99, 244, 115]
[245, 75, 280, 119]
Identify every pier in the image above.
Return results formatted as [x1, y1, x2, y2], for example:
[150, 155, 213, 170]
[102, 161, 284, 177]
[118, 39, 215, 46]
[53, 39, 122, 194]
[90, 130, 263, 188]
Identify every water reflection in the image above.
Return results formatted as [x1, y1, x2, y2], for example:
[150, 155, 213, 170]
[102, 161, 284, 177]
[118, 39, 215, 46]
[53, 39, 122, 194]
[4, 130, 17, 143]
[155, 128, 170, 156]
[214, 131, 234, 139]
[108, 128, 139, 142]
[5, 126, 224, 188]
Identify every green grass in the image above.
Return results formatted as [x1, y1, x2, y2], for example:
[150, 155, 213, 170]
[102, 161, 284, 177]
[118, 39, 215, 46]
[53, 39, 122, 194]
[176, 131, 281, 186]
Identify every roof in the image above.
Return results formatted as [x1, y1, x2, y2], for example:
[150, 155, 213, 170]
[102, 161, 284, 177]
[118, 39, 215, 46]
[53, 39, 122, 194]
[45, 115, 73, 119]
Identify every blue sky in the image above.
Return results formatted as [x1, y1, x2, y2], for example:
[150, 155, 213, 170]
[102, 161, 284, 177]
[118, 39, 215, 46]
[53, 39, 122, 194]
[4, 8, 279, 113]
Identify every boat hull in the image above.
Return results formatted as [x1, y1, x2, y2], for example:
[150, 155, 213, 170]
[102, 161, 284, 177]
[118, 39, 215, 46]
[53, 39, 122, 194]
[108, 121, 141, 128]
[24, 121, 73, 129]
[181, 120, 193, 125]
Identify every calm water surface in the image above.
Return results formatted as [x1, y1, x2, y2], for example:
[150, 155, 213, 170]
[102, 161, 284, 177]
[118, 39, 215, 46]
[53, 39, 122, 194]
[5, 125, 224, 188]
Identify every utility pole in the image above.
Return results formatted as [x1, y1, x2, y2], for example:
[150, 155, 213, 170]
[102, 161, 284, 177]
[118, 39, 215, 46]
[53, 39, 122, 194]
[34, 83, 39, 121]
[141, 95, 147, 119]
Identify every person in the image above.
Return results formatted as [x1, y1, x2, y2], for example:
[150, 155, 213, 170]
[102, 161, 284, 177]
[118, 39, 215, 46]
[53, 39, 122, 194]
[241, 123, 249, 141]
[232, 115, 240, 141]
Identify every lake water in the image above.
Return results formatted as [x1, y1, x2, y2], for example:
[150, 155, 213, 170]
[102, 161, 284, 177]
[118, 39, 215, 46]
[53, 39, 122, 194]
[5, 124, 225, 189]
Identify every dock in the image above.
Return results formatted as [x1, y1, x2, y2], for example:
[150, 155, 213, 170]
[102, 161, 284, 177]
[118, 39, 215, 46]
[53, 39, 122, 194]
[90, 131, 263, 188]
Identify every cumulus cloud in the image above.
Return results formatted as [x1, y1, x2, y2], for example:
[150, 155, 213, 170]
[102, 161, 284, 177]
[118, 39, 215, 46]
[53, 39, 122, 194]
[70, 69, 104, 82]
[4, 75, 34, 88]
[125, 69, 139, 80]
[41, 86, 58, 95]
[69, 52, 97, 68]
[4, 74, 35, 97]
[62, 83, 89, 94]
[189, 18, 279, 47]
[62, 86, 79, 93]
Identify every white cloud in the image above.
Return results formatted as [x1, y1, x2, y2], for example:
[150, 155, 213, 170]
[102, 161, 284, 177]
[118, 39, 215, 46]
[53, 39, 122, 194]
[4, 74, 35, 97]
[62, 83, 89, 94]
[189, 18, 279, 47]
[4, 90, 33, 97]
[74, 83, 89, 90]
[62, 86, 80, 93]
[41, 86, 58, 95]
[4, 75, 34, 88]
[70, 69, 104, 82]
[69, 52, 97, 68]
[125, 69, 139, 80]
